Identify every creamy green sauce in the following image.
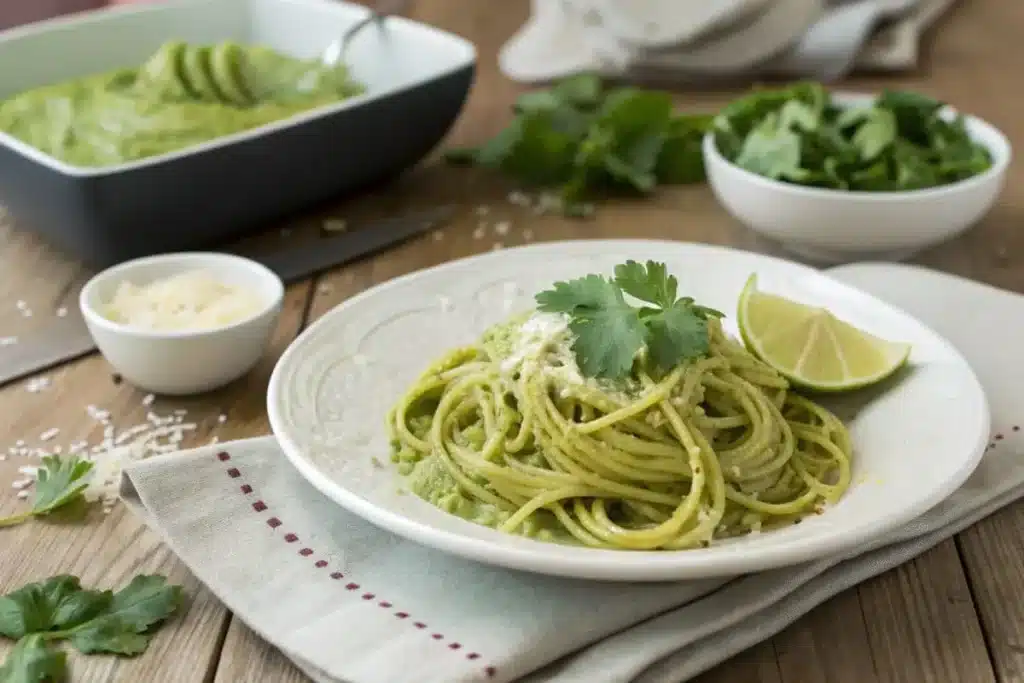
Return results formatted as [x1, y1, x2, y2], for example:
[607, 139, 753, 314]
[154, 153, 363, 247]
[0, 40, 364, 167]
[389, 324, 570, 543]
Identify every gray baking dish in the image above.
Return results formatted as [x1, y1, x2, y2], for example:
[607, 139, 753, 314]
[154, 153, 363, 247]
[0, 0, 475, 266]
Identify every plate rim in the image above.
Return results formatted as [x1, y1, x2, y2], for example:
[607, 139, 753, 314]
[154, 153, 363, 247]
[267, 239, 991, 581]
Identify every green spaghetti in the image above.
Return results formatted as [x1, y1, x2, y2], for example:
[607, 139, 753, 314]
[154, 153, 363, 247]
[387, 271, 853, 551]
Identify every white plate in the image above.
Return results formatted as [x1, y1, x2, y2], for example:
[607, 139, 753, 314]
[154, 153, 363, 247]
[267, 240, 989, 581]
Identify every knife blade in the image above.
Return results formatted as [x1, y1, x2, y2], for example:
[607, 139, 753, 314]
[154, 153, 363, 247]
[0, 205, 453, 388]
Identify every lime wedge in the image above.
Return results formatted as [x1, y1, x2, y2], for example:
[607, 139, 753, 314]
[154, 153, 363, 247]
[737, 273, 911, 392]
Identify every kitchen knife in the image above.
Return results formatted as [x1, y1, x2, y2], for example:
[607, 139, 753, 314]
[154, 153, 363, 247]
[0, 205, 453, 388]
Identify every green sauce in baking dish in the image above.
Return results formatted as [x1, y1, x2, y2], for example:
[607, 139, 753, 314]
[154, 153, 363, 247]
[0, 40, 364, 168]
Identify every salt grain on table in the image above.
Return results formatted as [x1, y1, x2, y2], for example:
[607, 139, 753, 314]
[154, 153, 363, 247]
[5, 403, 204, 511]
[25, 377, 49, 392]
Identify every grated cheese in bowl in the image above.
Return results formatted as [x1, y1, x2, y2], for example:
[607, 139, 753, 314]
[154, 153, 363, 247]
[102, 270, 266, 331]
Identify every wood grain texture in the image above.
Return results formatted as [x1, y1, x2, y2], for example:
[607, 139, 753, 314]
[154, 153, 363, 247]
[773, 590, 880, 683]
[1, 0, 1023, 680]
[214, 619, 308, 683]
[0, 281, 313, 681]
[957, 512, 1024, 682]
[693, 642, 782, 683]
[858, 541, 995, 683]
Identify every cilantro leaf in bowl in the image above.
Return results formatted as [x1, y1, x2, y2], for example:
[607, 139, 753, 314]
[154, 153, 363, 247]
[712, 82, 995, 192]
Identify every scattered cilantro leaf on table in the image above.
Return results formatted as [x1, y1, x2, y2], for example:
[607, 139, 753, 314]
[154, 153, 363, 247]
[535, 260, 723, 379]
[0, 634, 67, 683]
[0, 574, 183, 681]
[0, 455, 94, 528]
[66, 575, 184, 655]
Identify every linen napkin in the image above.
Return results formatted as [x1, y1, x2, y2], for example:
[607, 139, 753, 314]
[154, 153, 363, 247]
[499, 0, 956, 84]
[121, 262, 1024, 683]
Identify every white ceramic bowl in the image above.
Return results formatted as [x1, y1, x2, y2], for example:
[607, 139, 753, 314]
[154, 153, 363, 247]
[703, 92, 1012, 264]
[79, 252, 284, 395]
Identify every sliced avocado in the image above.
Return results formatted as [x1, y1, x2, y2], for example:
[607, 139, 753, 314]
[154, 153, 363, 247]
[180, 45, 226, 103]
[136, 40, 194, 101]
[208, 42, 252, 107]
[235, 44, 291, 102]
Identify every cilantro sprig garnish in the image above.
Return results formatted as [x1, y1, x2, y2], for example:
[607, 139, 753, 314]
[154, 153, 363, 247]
[535, 260, 723, 379]
[0, 455, 94, 528]
[0, 574, 183, 681]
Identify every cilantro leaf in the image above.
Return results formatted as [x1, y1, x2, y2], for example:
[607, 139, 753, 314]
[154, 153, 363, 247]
[32, 455, 93, 516]
[655, 114, 711, 184]
[0, 576, 112, 640]
[0, 584, 53, 640]
[88, 575, 183, 635]
[567, 305, 647, 380]
[714, 84, 992, 192]
[0, 455, 95, 530]
[550, 73, 603, 110]
[64, 575, 183, 656]
[613, 260, 678, 309]
[0, 574, 183, 680]
[68, 620, 150, 656]
[443, 75, 707, 216]
[734, 115, 803, 180]
[536, 274, 646, 379]
[850, 108, 897, 161]
[535, 262, 722, 379]
[645, 301, 710, 370]
[0, 635, 67, 683]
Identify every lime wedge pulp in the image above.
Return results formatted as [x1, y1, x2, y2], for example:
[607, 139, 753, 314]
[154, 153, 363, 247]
[737, 274, 911, 392]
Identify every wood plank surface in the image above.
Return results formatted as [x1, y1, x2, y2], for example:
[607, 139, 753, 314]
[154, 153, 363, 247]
[0, 278, 314, 680]
[1, 0, 1024, 681]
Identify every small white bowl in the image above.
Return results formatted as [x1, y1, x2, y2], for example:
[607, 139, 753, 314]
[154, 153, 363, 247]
[79, 252, 284, 396]
[703, 92, 1012, 264]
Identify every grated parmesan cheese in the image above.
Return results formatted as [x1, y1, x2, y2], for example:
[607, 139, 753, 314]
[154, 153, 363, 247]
[102, 270, 265, 331]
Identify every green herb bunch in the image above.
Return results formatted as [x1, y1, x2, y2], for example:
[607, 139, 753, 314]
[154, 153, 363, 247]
[713, 82, 993, 191]
[0, 574, 183, 682]
[535, 260, 723, 380]
[446, 75, 711, 216]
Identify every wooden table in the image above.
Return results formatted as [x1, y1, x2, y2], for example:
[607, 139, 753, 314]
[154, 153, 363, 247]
[1, 0, 1022, 680]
